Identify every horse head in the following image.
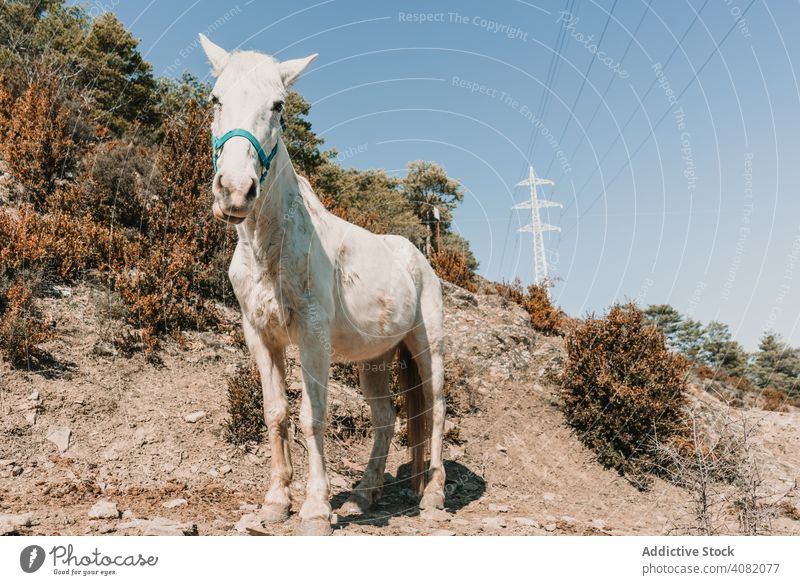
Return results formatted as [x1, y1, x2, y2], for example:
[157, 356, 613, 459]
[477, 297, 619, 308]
[199, 34, 316, 224]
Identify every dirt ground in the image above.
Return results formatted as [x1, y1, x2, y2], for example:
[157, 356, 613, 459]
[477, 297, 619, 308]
[1, 281, 799, 536]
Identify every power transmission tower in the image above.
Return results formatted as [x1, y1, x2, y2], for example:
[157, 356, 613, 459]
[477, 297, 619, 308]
[513, 166, 561, 294]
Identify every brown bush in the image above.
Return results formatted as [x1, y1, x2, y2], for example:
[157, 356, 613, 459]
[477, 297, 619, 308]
[430, 248, 477, 292]
[562, 304, 689, 484]
[759, 387, 790, 412]
[64, 139, 159, 230]
[0, 205, 127, 364]
[0, 72, 77, 209]
[113, 101, 233, 344]
[224, 363, 265, 446]
[494, 278, 564, 336]
[695, 363, 756, 393]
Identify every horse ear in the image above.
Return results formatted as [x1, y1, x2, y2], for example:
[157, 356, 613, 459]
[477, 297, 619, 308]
[199, 33, 230, 76]
[278, 54, 318, 86]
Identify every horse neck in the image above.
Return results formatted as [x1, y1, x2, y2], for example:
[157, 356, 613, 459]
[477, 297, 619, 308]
[239, 140, 306, 266]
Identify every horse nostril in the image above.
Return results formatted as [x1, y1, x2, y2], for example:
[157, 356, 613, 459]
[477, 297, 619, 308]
[246, 179, 257, 200]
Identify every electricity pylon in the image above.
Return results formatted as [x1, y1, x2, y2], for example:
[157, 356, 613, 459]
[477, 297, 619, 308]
[513, 166, 561, 294]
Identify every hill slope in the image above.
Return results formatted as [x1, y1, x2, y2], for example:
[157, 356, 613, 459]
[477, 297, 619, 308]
[1, 281, 798, 535]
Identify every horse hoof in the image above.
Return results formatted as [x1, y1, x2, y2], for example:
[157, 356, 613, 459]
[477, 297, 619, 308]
[419, 492, 445, 511]
[339, 495, 371, 515]
[296, 518, 333, 536]
[260, 504, 290, 524]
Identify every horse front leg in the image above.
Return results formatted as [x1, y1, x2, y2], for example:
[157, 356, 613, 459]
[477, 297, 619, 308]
[242, 319, 293, 523]
[296, 325, 333, 535]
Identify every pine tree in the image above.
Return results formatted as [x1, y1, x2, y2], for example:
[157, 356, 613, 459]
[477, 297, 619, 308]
[750, 332, 800, 396]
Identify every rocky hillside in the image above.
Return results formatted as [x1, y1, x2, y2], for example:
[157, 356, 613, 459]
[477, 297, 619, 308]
[1, 281, 799, 536]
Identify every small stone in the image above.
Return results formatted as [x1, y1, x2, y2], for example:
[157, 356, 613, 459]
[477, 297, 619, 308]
[118, 517, 197, 536]
[559, 515, 578, 524]
[544, 523, 557, 532]
[488, 503, 509, 513]
[495, 444, 507, 453]
[46, 426, 71, 453]
[420, 508, 451, 522]
[0, 459, 15, 467]
[513, 517, 540, 528]
[591, 519, 607, 530]
[481, 516, 507, 530]
[219, 464, 232, 475]
[184, 411, 206, 423]
[121, 510, 135, 520]
[88, 500, 120, 519]
[542, 492, 556, 502]
[11, 465, 23, 477]
[24, 411, 37, 426]
[162, 498, 188, 509]
[27, 390, 39, 401]
[430, 529, 455, 536]
[0, 512, 34, 535]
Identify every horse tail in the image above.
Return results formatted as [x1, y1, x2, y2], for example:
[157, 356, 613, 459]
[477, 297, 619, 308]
[397, 342, 428, 496]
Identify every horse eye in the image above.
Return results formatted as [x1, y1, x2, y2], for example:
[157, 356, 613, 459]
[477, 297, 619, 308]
[272, 100, 284, 112]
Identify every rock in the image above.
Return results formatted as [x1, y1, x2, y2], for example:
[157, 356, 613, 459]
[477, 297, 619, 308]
[11, 465, 23, 477]
[162, 498, 188, 509]
[94, 341, 118, 357]
[430, 529, 455, 536]
[235, 513, 270, 535]
[488, 503, 509, 513]
[52, 285, 72, 298]
[24, 411, 37, 426]
[219, 464, 232, 475]
[559, 515, 578, 524]
[0, 512, 34, 535]
[420, 508, 452, 522]
[27, 390, 39, 401]
[542, 492, 557, 502]
[481, 517, 507, 530]
[88, 500, 120, 519]
[495, 443, 507, 453]
[121, 510, 135, 520]
[46, 426, 71, 453]
[184, 411, 206, 423]
[591, 519, 607, 530]
[544, 523, 557, 532]
[118, 517, 198, 536]
[513, 517, 540, 528]
[0, 459, 15, 467]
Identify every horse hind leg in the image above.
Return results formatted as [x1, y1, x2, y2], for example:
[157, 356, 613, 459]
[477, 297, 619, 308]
[340, 353, 396, 515]
[403, 328, 446, 511]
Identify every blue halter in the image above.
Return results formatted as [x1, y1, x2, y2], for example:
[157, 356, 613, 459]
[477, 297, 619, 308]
[211, 129, 279, 183]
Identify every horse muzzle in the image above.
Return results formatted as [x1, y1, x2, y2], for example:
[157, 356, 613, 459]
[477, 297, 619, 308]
[212, 200, 249, 225]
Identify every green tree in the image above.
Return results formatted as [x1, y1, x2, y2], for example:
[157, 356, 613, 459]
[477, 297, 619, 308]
[644, 304, 683, 349]
[402, 160, 464, 254]
[675, 318, 705, 361]
[701, 321, 748, 377]
[78, 12, 157, 134]
[283, 90, 327, 178]
[749, 332, 800, 396]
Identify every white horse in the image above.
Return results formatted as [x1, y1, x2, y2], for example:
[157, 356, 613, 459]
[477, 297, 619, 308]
[198, 34, 446, 535]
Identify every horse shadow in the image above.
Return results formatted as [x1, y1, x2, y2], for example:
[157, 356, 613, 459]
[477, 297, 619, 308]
[331, 459, 486, 529]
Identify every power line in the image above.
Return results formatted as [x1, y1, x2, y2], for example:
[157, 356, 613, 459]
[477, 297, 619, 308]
[559, 0, 758, 237]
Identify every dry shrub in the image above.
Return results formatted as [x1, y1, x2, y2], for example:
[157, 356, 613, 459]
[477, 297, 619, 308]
[562, 303, 689, 484]
[0, 206, 125, 364]
[430, 248, 477, 292]
[0, 72, 77, 209]
[443, 357, 475, 416]
[64, 139, 159, 229]
[759, 387, 789, 413]
[494, 278, 564, 336]
[224, 363, 265, 446]
[695, 363, 756, 393]
[0, 275, 52, 365]
[113, 102, 233, 344]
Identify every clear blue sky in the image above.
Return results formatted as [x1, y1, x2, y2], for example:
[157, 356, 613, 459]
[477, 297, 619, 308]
[103, 0, 800, 350]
